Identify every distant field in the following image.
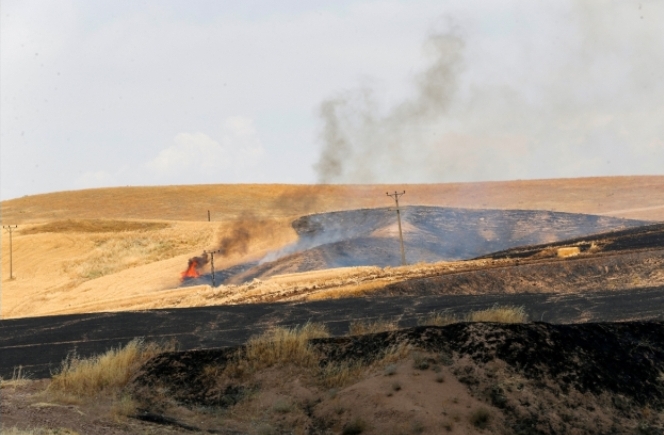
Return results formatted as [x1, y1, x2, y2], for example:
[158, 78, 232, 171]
[1, 176, 663, 319]
[3, 176, 664, 223]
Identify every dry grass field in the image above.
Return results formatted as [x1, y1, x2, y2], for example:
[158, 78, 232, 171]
[2, 176, 664, 319]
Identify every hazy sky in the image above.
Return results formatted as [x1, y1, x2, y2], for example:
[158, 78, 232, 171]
[1, 0, 663, 200]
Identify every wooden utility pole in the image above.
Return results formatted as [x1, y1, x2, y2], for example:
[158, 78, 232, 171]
[386, 191, 407, 266]
[210, 251, 216, 287]
[3, 225, 17, 280]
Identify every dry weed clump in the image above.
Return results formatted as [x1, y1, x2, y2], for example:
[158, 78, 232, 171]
[348, 318, 400, 336]
[243, 322, 329, 369]
[319, 361, 365, 389]
[467, 305, 528, 323]
[49, 338, 170, 397]
[418, 311, 459, 326]
[22, 219, 169, 234]
[0, 365, 31, 390]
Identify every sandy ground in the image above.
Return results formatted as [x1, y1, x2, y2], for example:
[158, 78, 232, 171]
[2, 177, 663, 320]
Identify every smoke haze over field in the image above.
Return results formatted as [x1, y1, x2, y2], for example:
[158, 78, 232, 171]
[1, 1, 663, 199]
[315, 3, 664, 184]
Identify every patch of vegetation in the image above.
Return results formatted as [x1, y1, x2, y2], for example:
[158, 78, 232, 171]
[22, 219, 169, 234]
[348, 318, 399, 336]
[418, 310, 458, 326]
[469, 407, 491, 429]
[466, 305, 528, 323]
[49, 339, 171, 397]
[0, 365, 31, 390]
[62, 225, 211, 280]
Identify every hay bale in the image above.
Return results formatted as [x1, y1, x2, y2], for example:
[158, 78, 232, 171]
[557, 247, 580, 258]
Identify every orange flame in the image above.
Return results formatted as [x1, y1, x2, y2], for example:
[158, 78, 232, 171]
[181, 260, 200, 280]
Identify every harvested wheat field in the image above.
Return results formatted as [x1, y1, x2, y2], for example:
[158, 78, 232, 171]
[2, 176, 664, 319]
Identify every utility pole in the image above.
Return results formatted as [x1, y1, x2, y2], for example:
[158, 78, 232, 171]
[207, 210, 211, 222]
[210, 251, 216, 287]
[3, 225, 17, 280]
[386, 191, 407, 266]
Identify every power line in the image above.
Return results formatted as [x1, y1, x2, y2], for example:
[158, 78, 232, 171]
[3, 225, 18, 280]
[386, 191, 407, 266]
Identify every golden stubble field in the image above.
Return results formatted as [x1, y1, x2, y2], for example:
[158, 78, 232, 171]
[2, 176, 664, 319]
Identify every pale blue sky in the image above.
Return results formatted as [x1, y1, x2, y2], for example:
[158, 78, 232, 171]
[1, 0, 663, 200]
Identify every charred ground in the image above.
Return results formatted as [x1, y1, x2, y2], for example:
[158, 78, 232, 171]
[190, 206, 647, 286]
[128, 321, 664, 434]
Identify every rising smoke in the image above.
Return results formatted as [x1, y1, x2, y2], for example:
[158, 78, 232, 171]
[181, 213, 273, 280]
[314, 3, 664, 184]
[315, 31, 464, 184]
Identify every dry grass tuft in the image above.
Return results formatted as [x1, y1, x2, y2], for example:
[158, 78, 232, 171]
[0, 366, 32, 390]
[244, 322, 329, 368]
[48, 338, 170, 396]
[225, 323, 329, 377]
[418, 311, 459, 326]
[319, 361, 364, 389]
[466, 305, 528, 323]
[348, 318, 399, 336]
[22, 219, 169, 234]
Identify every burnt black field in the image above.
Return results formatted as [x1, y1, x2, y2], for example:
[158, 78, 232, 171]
[2, 286, 664, 379]
[186, 207, 648, 285]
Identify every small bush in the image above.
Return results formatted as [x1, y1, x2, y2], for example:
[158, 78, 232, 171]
[384, 364, 397, 376]
[392, 382, 402, 391]
[467, 305, 528, 323]
[412, 352, 430, 370]
[469, 408, 491, 429]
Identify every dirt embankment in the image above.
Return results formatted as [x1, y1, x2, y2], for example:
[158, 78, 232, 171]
[130, 322, 664, 435]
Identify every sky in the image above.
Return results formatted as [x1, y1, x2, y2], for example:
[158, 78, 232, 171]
[1, 0, 663, 200]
